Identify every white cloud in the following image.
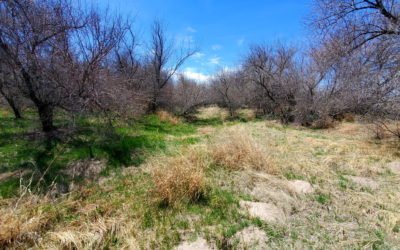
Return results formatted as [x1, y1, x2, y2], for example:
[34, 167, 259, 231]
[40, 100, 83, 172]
[222, 65, 241, 72]
[211, 44, 222, 51]
[186, 26, 197, 33]
[193, 52, 205, 59]
[181, 67, 211, 82]
[177, 35, 194, 44]
[209, 56, 221, 65]
[237, 38, 245, 46]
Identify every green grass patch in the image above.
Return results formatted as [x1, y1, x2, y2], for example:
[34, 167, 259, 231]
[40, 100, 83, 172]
[338, 175, 350, 189]
[0, 177, 20, 198]
[0, 111, 197, 197]
[284, 171, 304, 180]
[315, 192, 331, 205]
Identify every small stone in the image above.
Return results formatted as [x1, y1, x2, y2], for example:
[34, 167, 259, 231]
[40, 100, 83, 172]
[65, 159, 106, 180]
[239, 200, 285, 224]
[287, 180, 314, 194]
[175, 238, 214, 250]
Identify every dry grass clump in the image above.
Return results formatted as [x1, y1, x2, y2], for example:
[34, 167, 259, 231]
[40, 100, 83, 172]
[237, 108, 256, 121]
[151, 151, 208, 207]
[196, 106, 229, 121]
[311, 116, 336, 129]
[156, 110, 181, 124]
[209, 127, 276, 173]
[43, 218, 129, 249]
[0, 195, 56, 247]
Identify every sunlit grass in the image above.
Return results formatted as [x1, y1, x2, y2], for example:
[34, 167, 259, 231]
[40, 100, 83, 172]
[1, 107, 399, 248]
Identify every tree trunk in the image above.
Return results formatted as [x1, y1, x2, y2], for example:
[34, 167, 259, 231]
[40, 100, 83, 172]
[0, 89, 22, 119]
[10, 102, 22, 119]
[38, 104, 56, 132]
[228, 106, 235, 118]
[147, 94, 158, 114]
[147, 101, 157, 114]
[5, 97, 22, 119]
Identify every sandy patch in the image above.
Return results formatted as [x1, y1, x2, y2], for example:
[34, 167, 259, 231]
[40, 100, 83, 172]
[229, 226, 268, 249]
[346, 176, 379, 190]
[387, 162, 400, 174]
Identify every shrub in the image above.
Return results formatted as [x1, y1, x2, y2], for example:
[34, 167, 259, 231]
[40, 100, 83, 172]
[371, 120, 400, 140]
[209, 127, 276, 173]
[332, 113, 355, 123]
[151, 152, 208, 207]
[343, 113, 355, 122]
[372, 123, 387, 140]
[311, 116, 335, 129]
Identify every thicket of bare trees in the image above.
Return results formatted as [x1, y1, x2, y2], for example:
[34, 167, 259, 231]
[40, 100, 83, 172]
[1, 0, 399, 132]
[169, 75, 209, 116]
[0, 0, 132, 131]
[204, 0, 400, 126]
[0, 1, 195, 132]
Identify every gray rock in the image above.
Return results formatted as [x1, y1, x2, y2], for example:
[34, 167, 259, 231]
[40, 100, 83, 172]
[240, 200, 286, 224]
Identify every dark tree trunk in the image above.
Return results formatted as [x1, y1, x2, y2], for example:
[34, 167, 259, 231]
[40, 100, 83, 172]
[38, 104, 56, 132]
[0, 90, 22, 119]
[5, 97, 22, 119]
[228, 106, 235, 118]
[10, 102, 22, 119]
[147, 101, 157, 114]
[147, 94, 158, 114]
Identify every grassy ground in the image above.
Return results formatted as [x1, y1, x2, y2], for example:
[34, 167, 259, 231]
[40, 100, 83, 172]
[0, 107, 399, 249]
[0, 109, 197, 198]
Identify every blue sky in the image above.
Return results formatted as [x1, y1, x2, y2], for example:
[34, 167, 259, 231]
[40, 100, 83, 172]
[91, 0, 312, 81]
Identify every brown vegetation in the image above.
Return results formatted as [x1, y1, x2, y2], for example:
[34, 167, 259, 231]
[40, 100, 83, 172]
[311, 116, 336, 129]
[156, 110, 181, 125]
[209, 127, 276, 173]
[150, 152, 208, 207]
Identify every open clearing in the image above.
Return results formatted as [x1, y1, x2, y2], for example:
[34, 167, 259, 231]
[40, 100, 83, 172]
[1, 108, 400, 249]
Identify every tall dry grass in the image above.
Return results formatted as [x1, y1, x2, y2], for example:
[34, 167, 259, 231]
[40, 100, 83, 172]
[0, 195, 56, 247]
[209, 127, 277, 174]
[150, 149, 209, 207]
[156, 110, 181, 125]
[149, 127, 278, 207]
[195, 106, 229, 121]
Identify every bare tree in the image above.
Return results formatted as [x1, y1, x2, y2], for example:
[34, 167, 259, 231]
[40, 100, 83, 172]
[211, 70, 249, 117]
[0, 0, 130, 132]
[243, 44, 299, 123]
[110, 29, 157, 117]
[0, 0, 87, 131]
[170, 75, 208, 116]
[68, 9, 130, 113]
[146, 20, 196, 113]
[306, 1, 400, 127]
[312, 0, 400, 49]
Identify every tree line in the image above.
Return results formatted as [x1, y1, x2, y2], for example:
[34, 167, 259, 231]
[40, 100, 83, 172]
[1, 0, 399, 133]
